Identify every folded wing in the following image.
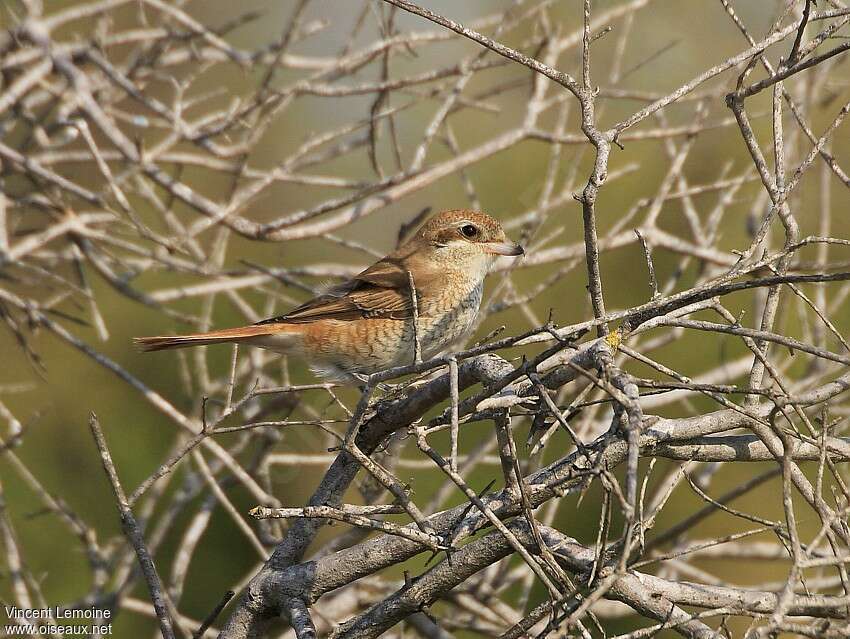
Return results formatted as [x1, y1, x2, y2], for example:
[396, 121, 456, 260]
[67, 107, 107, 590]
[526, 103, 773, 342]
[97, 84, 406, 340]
[256, 248, 427, 325]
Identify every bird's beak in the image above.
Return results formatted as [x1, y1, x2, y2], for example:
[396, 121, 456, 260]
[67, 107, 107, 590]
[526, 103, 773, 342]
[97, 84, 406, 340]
[485, 241, 525, 256]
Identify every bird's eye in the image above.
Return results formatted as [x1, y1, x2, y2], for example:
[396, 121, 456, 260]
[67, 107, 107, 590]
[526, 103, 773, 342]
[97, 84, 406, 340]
[460, 224, 479, 239]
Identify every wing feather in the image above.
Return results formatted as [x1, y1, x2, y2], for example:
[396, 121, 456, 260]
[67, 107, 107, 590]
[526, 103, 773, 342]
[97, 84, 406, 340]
[255, 252, 420, 325]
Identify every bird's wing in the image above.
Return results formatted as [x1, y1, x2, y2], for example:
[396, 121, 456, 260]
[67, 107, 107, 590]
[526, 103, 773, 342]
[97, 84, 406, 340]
[255, 252, 422, 325]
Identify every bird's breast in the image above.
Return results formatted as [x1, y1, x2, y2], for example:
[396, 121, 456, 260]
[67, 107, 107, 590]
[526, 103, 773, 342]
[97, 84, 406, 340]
[417, 276, 484, 355]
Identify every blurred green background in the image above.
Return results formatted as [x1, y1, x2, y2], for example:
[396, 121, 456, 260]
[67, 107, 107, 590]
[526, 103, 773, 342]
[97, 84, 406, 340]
[1, 1, 849, 636]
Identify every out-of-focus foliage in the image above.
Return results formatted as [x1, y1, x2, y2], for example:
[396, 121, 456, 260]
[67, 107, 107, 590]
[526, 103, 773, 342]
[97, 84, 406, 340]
[1, 1, 849, 637]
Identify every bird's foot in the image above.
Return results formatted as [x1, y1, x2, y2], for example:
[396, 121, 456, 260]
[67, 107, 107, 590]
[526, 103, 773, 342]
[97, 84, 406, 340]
[351, 372, 393, 393]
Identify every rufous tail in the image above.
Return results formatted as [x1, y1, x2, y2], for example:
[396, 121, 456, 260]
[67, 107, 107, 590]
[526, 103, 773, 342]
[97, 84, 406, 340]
[134, 325, 288, 352]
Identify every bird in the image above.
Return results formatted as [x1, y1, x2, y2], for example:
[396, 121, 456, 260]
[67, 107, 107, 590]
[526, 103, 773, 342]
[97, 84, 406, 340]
[134, 209, 524, 382]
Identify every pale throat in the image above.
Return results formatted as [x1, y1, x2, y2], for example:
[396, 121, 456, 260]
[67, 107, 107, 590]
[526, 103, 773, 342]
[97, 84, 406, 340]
[423, 253, 489, 310]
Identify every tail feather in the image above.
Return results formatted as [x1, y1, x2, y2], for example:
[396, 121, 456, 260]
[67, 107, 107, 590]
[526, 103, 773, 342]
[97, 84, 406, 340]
[134, 325, 289, 352]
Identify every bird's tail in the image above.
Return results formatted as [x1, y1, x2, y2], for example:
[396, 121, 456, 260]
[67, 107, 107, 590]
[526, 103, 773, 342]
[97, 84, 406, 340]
[134, 324, 295, 352]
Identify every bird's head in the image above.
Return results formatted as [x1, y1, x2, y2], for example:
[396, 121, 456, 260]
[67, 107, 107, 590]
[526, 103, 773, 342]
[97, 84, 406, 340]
[413, 209, 524, 274]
